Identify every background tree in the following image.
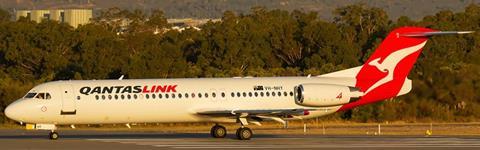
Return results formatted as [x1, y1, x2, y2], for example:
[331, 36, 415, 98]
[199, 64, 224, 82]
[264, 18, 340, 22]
[1, 4, 480, 123]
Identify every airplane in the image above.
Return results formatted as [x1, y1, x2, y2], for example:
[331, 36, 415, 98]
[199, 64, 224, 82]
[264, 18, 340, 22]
[4, 27, 473, 140]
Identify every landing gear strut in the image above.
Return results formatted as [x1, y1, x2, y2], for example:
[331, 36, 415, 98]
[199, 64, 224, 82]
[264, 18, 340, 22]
[236, 127, 252, 140]
[210, 124, 227, 138]
[49, 131, 59, 140]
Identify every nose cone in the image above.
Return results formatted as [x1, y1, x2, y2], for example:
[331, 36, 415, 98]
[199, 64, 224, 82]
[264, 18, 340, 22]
[5, 101, 22, 122]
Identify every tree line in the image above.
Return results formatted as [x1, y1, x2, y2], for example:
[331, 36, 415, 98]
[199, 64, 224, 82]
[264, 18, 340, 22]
[0, 4, 479, 123]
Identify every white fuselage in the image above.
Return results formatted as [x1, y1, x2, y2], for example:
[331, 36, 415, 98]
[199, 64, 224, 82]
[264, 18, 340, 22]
[5, 77, 356, 125]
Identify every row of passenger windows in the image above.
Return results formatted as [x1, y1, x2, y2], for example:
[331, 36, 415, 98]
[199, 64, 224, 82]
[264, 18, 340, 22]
[93, 91, 294, 100]
[231, 91, 292, 97]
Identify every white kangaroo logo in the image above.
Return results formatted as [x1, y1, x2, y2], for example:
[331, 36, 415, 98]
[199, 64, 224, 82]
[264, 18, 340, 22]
[365, 41, 427, 94]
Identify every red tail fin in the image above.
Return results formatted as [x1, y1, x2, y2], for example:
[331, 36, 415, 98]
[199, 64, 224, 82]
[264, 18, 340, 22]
[339, 27, 435, 111]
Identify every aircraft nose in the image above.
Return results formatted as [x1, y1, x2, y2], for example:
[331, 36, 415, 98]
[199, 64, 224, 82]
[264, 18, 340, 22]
[4, 101, 22, 122]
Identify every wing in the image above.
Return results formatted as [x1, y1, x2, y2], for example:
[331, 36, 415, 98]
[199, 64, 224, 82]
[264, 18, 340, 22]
[197, 108, 308, 116]
[195, 108, 331, 125]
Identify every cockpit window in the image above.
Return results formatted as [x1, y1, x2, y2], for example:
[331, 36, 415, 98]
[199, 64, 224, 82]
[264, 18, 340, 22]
[24, 93, 37, 98]
[25, 92, 51, 100]
[36, 93, 45, 99]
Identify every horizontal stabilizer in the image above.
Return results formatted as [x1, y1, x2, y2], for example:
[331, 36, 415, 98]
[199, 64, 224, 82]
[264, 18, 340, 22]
[319, 66, 362, 78]
[400, 31, 474, 37]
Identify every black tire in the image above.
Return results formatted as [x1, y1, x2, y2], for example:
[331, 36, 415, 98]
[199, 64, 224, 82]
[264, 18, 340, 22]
[210, 125, 227, 138]
[49, 132, 59, 140]
[236, 127, 252, 140]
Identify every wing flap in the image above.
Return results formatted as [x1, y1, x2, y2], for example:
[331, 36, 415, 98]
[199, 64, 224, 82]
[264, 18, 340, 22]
[196, 108, 330, 117]
[197, 109, 303, 116]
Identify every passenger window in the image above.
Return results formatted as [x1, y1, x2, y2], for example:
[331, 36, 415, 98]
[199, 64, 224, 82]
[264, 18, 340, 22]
[152, 94, 156, 99]
[236, 92, 240, 97]
[46, 93, 51, 99]
[95, 95, 99, 100]
[172, 93, 176, 99]
[114, 95, 118, 100]
[243, 92, 247, 97]
[185, 93, 189, 98]
[254, 92, 258, 97]
[231, 92, 235, 97]
[205, 93, 208, 98]
[178, 93, 182, 98]
[108, 95, 112, 100]
[191, 93, 195, 98]
[165, 94, 169, 99]
[134, 94, 138, 99]
[212, 93, 216, 98]
[221, 92, 225, 98]
[272, 92, 276, 96]
[278, 92, 282, 96]
[127, 95, 131, 99]
[260, 92, 264, 97]
[289, 91, 294, 96]
[121, 95, 125, 99]
[266, 92, 270, 97]
[159, 94, 163, 99]
[146, 94, 150, 99]
[284, 92, 288, 96]
[198, 93, 202, 98]
[77, 96, 81, 100]
[249, 92, 252, 97]
[102, 95, 106, 100]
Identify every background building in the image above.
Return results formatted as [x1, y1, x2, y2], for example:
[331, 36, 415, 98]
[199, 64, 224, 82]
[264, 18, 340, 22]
[15, 9, 92, 28]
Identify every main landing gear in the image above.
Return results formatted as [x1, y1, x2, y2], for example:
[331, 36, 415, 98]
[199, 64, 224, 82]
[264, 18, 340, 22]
[236, 127, 252, 140]
[210, 124, 227, 138]
[210, 124, 253, 140]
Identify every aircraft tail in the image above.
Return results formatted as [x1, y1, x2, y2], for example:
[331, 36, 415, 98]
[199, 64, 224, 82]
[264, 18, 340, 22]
[338, 27, 473, 111]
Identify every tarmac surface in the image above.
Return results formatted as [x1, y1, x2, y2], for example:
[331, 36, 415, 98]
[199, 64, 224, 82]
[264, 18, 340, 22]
[1, 129, 480, 149]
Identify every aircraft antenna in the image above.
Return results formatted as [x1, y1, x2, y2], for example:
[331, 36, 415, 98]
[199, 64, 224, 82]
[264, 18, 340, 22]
[118, 75, 124, 80]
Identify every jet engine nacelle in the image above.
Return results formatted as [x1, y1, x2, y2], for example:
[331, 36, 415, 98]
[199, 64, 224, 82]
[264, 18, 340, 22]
[294, 84, 363, 107]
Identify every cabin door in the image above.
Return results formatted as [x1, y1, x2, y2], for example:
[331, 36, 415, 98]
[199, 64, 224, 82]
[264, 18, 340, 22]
[61, 84, 76, 115]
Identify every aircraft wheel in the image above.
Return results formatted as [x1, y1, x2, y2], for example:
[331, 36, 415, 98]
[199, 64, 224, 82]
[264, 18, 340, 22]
[49, 131, 59, 140]
[210, 125, 227, 138]
[236, 127, 252, 140]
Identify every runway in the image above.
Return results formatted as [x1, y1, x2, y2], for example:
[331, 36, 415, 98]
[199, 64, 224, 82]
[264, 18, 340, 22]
[1, 129, 480, 149]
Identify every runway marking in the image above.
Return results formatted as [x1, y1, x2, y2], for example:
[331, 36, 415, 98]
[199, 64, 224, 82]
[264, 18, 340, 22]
[88, 137, 480, 149]
[173, 147, 293, 149]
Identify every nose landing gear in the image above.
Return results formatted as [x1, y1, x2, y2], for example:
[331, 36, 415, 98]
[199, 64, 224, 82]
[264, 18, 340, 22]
[49, 131, 59, 140]
[26, 124, 58, 140]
